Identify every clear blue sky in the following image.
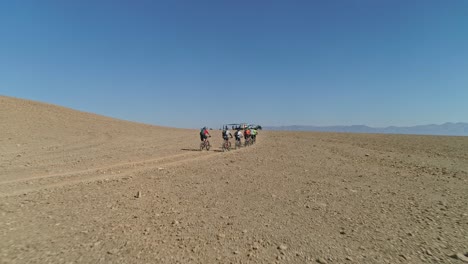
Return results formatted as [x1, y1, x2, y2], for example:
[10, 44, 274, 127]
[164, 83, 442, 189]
[1, 0, 467, 129]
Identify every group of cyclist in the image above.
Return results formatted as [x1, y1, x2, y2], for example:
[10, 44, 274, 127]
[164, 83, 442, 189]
[199, 126, 258, 151]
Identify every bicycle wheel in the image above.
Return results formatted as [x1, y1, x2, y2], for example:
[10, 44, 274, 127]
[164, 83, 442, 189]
[206, 141, 211, 151]
[200, 142, 204, 151]
[222, 141, 227, 152]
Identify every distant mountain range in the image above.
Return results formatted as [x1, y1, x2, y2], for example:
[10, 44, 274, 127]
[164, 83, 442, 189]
[265, 122, 468, 136]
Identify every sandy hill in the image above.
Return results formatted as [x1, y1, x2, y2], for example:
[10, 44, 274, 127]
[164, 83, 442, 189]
[1, 96, 467, 263]
[0, 95, 166, 138]
[0, 95, 198, 184]
[1, 95, 174, 152]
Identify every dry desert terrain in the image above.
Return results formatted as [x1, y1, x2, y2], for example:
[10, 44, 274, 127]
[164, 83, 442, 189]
[1, 96, 467, 263]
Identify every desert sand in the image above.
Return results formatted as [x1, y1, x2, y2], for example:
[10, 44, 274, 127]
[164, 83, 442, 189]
[1, 95, 467, 263]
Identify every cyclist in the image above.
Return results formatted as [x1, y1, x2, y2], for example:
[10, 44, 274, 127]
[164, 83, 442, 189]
[251, 128, 257, 143]
[235, 129, 243, 145]
[200, 126, 211, 142]
[222, 128, 233, 143]
[244, 127, 251, 144]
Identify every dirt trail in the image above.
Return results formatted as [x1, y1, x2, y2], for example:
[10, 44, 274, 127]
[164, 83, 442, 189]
[0, 150, 224, 197]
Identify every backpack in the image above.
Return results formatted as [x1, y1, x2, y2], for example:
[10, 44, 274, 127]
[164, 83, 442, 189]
[200, 128, 206, 135]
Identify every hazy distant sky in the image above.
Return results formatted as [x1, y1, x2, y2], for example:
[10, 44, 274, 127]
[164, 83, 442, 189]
[1, 1, 467, 129]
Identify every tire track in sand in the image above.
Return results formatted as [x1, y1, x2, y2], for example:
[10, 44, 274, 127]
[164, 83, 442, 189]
[0, 150, 222, 197]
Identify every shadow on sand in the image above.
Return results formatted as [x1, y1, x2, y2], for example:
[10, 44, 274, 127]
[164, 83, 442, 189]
[181, 148, 224, 153]
[211, 149, 223, 152]
[181, 148, 200, 152]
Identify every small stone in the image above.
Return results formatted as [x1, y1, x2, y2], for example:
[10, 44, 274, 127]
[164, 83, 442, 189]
[217, 234, 225, 239]
[107, 249, 118, 255]
[172, 220, 179, 225]
[317, 257, 328, 264]
[346, 256, 353, 261]
[278, 244, 288, 250]
[136, 191, 142, 198]
[365, 154, 370, 157]
[455, 253, 468, 263]
[233, 250, 239, 255]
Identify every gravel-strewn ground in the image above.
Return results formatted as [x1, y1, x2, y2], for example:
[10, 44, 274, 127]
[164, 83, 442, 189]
[1, 96, 467, 263]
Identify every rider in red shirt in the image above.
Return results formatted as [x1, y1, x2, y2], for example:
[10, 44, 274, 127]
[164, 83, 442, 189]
[200, 127, 211, 142]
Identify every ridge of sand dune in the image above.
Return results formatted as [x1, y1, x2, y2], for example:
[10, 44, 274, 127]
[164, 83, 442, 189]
[1, 96, 468, 263]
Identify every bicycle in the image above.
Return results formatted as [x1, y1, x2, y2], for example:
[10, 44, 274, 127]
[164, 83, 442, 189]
[222, 138, 232, 152]
[244, 136, 252, 147]
[235, 138, 242, 149]
[200, 138, 211, 151]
